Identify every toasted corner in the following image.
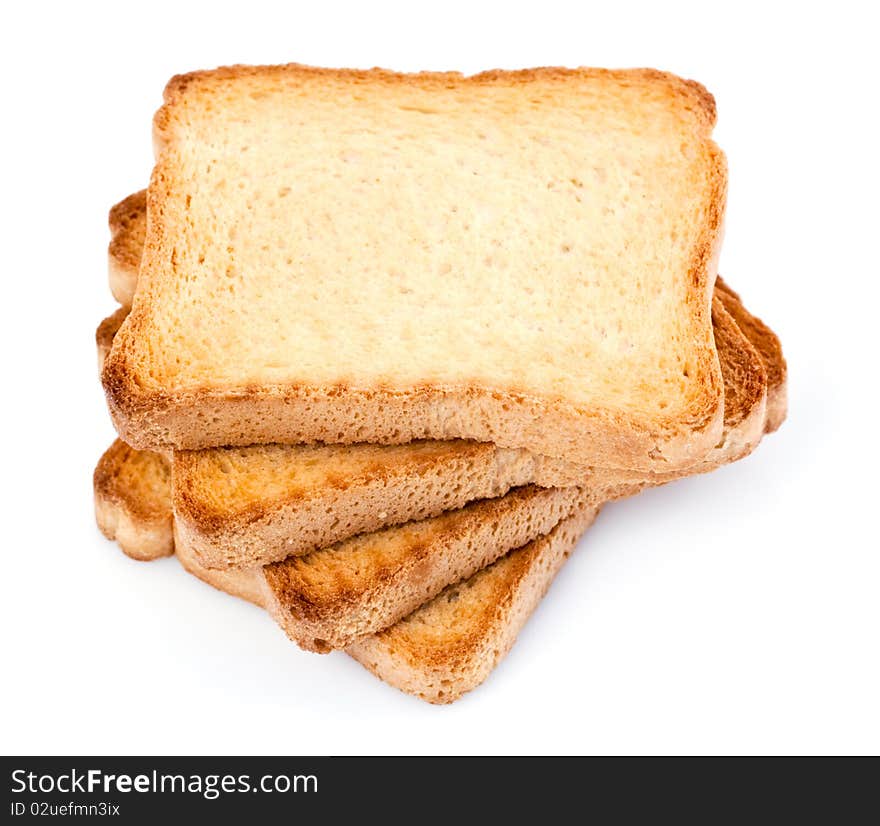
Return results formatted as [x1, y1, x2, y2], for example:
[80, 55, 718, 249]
[107, 190, 145, 308]
[348, 505, 598, 703]
[96, 308, 129, 373]
[714, 277, 788, 433]
[93, 440, 174, 561]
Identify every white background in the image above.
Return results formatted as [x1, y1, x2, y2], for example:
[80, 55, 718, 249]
[1, 1, 878, 756]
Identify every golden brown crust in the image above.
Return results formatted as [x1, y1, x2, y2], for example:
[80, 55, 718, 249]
[714, 277, 788, 432]
[106, 63, 728, 470]
[103, 359, 723, 470]
[160, 64, 716, 120]
[93, 440, 173, 561]
[107, 191, 146, 308]
[95, 307, 128, 372]
[262, 485, 591, 652]
[711, 297, 766, 432]
[347, 503, 600, 703]
[170, 440, 588, 569]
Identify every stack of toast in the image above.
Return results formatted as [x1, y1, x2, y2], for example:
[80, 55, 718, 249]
[94, 64, 786, 703]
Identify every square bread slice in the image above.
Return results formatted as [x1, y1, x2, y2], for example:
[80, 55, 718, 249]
[102, 64, 727, 471]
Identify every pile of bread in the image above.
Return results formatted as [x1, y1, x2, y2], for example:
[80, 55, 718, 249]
[95, 64, 786, 703]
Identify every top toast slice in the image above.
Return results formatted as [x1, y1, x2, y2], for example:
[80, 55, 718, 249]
[103, 64, 727, 470]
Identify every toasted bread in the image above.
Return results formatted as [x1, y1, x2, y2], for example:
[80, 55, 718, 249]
[346, 506, 598, 703]
[103, 64, 727, 471]
[94, 273, 781, 644]
[94, 442, 597, 702]
[107, 191, 146, 308]
[714, 277, 788, 432]
[100, 175, 784, 571]
[177, 504, 597, 704]
[95, 308, 128, 373]
[95, 450, 597, 704]
[95, 439, 594, 650]
[93, 440, 173, 561]
[98, 290, 774, 570]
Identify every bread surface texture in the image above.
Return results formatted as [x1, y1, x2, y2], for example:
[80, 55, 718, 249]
[103, 64, 727, 469]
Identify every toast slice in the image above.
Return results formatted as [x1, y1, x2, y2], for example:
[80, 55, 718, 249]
[103, 64, 727, 471]
[95, 442, 597, 702]
[95, 440, 594, 650]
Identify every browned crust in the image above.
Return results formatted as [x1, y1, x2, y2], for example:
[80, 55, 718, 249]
[107, 191, 146, 271]
[103, 359, 723, 470]
[710, 297, 766, 432]
[93, 440, 174, 561]
[347, 503, 599, 703]
[172, 440, 501, 533]
[262, 485, 589, 652]
[107, 191, 146, 308]
[95, 307, 128, 372]
[715, 277, 788, 432]
[169, 440, 587, 569]
[160, 64, 716, 123]
[104, 63, 727, 470]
